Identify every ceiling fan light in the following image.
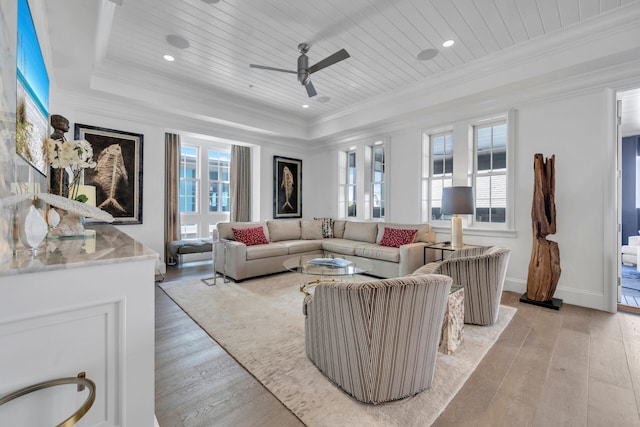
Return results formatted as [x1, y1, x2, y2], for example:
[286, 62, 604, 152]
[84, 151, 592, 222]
[416, 48, 439, 61]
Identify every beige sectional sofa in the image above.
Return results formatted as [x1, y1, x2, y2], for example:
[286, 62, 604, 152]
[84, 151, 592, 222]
[214, 219, 435, 281]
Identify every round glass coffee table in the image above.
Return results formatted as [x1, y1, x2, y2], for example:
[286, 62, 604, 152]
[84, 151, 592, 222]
[283, 254, 373, 296]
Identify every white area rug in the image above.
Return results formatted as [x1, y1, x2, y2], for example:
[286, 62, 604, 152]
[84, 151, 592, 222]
[160, 273, 516, 426]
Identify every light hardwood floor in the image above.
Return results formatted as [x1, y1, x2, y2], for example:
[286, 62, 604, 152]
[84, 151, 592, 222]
[156, 263, 640, 426]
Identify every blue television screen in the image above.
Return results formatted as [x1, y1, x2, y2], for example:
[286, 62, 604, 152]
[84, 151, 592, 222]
[16, 0, 49, 176]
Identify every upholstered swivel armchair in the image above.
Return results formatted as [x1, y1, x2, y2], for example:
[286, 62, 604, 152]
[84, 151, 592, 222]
[413, 246, 511, 326]
[303, 274, 452, 404]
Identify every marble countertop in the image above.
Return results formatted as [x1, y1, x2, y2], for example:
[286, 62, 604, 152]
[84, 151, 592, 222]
[0, 225, 157, 277]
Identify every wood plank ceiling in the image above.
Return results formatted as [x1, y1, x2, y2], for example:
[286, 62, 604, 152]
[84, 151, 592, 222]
[102, 0, 636, 120]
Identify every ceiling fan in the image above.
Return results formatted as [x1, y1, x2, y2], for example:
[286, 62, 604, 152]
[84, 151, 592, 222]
[250, 43, 350, 97]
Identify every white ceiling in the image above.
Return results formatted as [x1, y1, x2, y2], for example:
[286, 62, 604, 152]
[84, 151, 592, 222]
[42, 0, 640, 138]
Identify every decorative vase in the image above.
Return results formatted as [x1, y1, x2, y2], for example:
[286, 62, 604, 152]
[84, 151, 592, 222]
[19, 205, 48, 253]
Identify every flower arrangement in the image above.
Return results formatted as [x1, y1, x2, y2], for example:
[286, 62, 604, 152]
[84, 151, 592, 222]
[46, 138, 97, 201]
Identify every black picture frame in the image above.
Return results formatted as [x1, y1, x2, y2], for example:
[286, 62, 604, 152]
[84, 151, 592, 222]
[74, 123, 143, 225]
[273, 156, 302, 219]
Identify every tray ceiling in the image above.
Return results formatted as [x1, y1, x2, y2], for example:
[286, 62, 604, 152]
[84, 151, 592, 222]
[44, 0, 640, 136]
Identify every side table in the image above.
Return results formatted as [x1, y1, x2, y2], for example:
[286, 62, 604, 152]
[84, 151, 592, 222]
[439, 285, 464, 354]
[208, 240, 229, 286]
[424, 242, 481, 264]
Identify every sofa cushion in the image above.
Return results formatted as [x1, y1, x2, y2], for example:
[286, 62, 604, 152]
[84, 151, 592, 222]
[267, 220, 301, 242]
[314, 217, 334, 238]
[354, 243, 400, 263]
[321, 238, 361, 256]
[343, 222, 378, 243]
[245, 243, 288, 260]
[379, 227, 418, 247]
[376, 223, 433, 244]
[232, 226, 269, 246]
[218, 221, 269, 241]
[301, 219, 324, 240]
[281, 240, 323, 254]
[333, 220, 346, 239]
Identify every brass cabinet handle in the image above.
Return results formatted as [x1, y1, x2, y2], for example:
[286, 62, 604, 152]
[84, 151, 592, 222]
[0, 372, 96, 427]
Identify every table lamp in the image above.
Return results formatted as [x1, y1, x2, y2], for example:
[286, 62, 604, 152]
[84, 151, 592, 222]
[442, 186, 474, 249]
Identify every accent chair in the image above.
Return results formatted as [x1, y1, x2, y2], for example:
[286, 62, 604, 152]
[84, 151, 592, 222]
[413, 246, 511, 326]
[303, 274, 452, 404]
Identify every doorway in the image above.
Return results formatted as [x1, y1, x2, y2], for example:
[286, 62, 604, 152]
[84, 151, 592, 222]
[618, 88, 640, 312]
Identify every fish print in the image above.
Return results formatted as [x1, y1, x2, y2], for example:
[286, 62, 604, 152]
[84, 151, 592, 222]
[281, 166, 294, 211]
[94, 144, 128, 213]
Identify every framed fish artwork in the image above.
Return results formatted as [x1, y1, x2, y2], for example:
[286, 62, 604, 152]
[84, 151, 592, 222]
[74, 123, 143, 225]
[273, 156, 302, 219]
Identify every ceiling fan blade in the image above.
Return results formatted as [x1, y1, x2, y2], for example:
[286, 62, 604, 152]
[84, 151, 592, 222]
[307, 49, 350, 74]
[249, 64, 297, 74]
[305, 80, 317, 97]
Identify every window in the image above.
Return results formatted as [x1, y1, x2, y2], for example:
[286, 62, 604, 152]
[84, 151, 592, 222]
[208, 150, 230, 213]
[371, 144, 385, 219]
[179, 146, 198, 214]
[179, 143, 231, 239]
[473, 121, 507, 224]
[347, 150, 357, 217]
[422, 131, 453, 222]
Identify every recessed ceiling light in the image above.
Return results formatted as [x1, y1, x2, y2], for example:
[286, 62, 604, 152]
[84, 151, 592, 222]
[443, 40, 455, 47]
[302, 104, 310, 109]
[163, 54, 175, 62]
[416, 48, 439, 61]
[166, 35, 190, 49]
[316, 96, 330, 103]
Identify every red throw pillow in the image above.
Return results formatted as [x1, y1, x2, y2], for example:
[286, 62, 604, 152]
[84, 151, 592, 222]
[232, 226, 269, 246]
[379, 227, 418, 248]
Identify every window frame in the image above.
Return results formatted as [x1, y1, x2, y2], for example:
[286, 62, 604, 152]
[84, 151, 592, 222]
[371, 142, 386, 220]
[179, 141, 231, 239]
[346, 149, 357, 218]
[468, 112, 514, 232]
[207, 149, 231, 215]
[422, 130, 454, 226]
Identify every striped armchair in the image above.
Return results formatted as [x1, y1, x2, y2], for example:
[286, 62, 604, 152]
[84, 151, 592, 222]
[413, 246, 511, 326]
[303, 274, 452, 404]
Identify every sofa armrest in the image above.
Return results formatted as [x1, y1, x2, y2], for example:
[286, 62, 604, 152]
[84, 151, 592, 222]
[398, 242, 428, 276]
[214, 240, 247, 278]
[629, 236, 640, 247]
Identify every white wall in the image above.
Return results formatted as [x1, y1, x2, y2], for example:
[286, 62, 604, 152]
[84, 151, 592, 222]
[308, 88, 617, 311]
[50, 80, 621, 311]
[50, 95, 314, 262]
[48, 102, 166, 259]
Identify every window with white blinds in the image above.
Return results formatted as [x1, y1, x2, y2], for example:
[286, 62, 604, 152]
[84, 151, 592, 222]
[422, 131, 453, 223]
[371, 144, 385, 219]
[346, 150, 357, 217]
[473, 121, 507, 224]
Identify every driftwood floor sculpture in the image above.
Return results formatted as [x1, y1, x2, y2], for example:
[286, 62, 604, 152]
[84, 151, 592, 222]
[521, 153, 562, 310]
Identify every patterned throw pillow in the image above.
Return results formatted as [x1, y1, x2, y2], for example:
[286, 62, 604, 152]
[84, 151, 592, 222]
[314, 217, 334, 238]
[379, 227, 418, 248]
[232, 226, 269, 246]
